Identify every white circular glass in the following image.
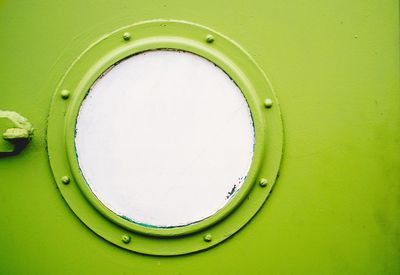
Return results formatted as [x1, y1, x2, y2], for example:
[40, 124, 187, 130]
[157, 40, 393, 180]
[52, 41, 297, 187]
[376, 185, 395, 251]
[75, 50, 255, 228]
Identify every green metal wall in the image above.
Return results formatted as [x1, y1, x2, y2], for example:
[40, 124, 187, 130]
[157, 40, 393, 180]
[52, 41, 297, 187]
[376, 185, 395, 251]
[0, 0, 399, 274]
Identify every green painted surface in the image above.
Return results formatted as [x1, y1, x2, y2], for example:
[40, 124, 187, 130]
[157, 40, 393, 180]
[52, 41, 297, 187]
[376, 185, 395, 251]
[0, 0, 399, 274]
[46, 20, 284, 255]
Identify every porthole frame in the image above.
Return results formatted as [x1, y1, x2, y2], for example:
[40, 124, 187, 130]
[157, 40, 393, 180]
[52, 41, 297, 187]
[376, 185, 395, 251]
[47, 20, 284, 255]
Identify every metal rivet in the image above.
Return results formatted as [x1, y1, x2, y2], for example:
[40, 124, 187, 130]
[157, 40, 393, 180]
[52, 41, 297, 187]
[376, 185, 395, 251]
[122, 235, 131, 244]
[204, 234, 212, 242]
[61, 90, 70, 100]
[206, 35, 214, 43]
[123, 32, 131, 41]
[264, 98, 273, 108]
[259, 178, 268, 187]
[61, 176, 70, 185]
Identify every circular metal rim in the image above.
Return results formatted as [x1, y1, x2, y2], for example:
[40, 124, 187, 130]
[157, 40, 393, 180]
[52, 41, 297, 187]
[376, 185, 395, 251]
[47, 20, 284, 255]
[66, 39, 266, 238]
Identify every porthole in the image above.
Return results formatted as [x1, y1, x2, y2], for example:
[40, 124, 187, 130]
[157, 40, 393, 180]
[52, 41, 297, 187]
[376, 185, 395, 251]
[75, 50, 255, 228]
[47, 20, 283, 255]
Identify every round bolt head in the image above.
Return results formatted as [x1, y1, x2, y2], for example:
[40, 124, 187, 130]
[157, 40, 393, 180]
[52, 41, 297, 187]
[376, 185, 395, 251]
[61, 176, 70, 185]
[122, 32, 131, 41]
[122, 235, 131, 244]
[206, 34, 214, 43]
[203, 234, 212, 242]
[264, 98, 273, 108]
[259, 178, 268, 187]
[60, 90, 70, 99]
